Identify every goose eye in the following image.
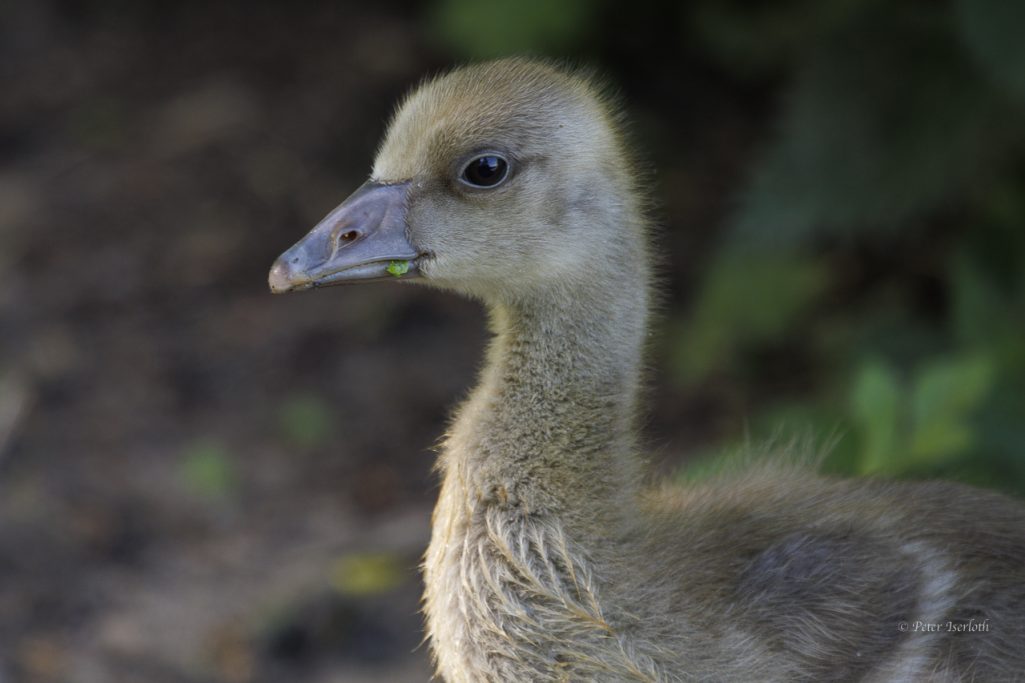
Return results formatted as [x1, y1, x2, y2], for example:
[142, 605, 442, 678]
[461, 155, 508, 188]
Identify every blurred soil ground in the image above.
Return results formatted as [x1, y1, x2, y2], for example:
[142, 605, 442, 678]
[0, 3, 762, 681]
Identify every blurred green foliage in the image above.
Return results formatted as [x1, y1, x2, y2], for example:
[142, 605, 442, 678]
[428, 0, 597, 59]
[674, 1, 1025, 493]
[731, 7, 1021, 246]
[429, 0, 1025, 496]
[954, 0, 1025, 103]
[850, 353, 996, 474]
[669, 250, 827, 384]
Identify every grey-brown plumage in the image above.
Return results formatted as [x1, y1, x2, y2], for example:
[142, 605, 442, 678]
[269, 59, 1025, 682]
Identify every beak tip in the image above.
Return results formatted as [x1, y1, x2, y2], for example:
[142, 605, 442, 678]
[268, 258, 297, 294]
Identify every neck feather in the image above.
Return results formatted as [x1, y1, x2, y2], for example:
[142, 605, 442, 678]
[439, 237, 651, 534]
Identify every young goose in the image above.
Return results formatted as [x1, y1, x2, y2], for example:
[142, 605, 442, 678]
[269, 59, 1025, 682]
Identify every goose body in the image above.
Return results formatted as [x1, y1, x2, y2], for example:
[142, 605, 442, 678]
[270, 59, 1025, 682]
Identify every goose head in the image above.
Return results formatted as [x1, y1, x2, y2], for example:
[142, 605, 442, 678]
[269, 59, 639, 302]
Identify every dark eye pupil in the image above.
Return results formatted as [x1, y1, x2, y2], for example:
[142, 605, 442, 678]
[463, 155, 508, 187]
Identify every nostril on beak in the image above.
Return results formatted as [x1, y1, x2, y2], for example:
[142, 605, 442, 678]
[338, 229, 361, 245]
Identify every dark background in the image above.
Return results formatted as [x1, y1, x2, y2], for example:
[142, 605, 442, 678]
[2, 1, 1024, 681]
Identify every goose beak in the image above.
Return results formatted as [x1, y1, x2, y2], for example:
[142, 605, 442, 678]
[268, 181, 421, 293]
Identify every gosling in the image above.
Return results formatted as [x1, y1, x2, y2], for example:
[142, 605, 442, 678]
[269, 58, 1025, 682]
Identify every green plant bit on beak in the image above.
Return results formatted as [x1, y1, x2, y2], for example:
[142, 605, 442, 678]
[386, 260, 410, 277]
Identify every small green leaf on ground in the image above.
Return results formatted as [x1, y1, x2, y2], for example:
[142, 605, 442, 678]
[180, 440, 237, 499]
[330, 553, 404, 596]
[278, 394, 333, 448]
